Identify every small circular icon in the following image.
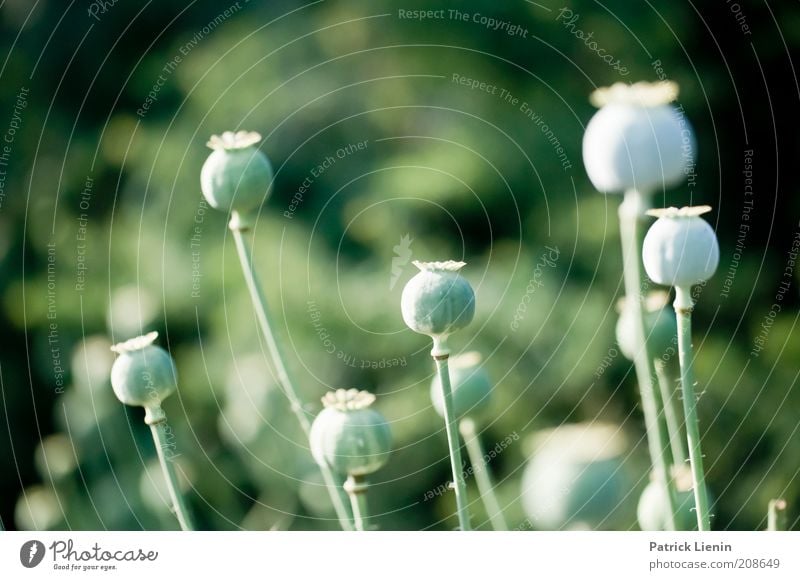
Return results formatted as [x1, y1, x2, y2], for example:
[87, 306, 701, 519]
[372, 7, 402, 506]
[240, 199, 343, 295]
[20, 540, 46, 568]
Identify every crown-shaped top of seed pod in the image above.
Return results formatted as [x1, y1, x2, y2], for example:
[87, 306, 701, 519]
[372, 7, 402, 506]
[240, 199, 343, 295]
[401, 260, 475, 355]
[642, 205, 719, 289]
[413, 260, 466, 272]
[321, 388, 376, 411]
[590, 81, 679, 108]
[583, 80, 694, 195]
[110, 331, 177, 409]
[110, 331, 159, 354]
[206, 130, 262, 150]
[645, 205, 712, 219]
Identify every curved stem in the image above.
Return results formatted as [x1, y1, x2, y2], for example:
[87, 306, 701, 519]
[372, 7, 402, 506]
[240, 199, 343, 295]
[459, 417, 508, 531]
[345, 475, 369, 531]
[619, 189, 678, 530]
[145, 406, 194, 530]
[654, 360, 687, 466]
[433, 349, 471, 531]
[674, 285, 711, 531]
[230, 215, 353, 531]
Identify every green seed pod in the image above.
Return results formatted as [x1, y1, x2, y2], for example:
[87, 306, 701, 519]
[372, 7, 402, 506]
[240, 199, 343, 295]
[583, 81, 694, 194]
[430, 351, 492, 420]
[110, 332, 177, 408]
[200, 130, 273, 215]
[643, 206, 720, 288]
[637, 480, 697, 531]
[616, 292, 677, 361]
[401, 261, 475, 340]
[521, 423, 634, 530]
[309, 389, 392, 477]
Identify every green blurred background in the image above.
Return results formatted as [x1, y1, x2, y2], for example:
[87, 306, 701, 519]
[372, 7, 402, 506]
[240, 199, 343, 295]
[1, 0, 798, 531]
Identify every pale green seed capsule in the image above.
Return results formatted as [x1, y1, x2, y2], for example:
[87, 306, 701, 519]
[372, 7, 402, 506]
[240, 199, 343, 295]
[430, 351, 492, 420]
[521, 423, 633, 530]
[309, 389, 392, 477]
[401, 261, 475, 339]
[583, 81, 694, 194]
[642, 206, 720, 287]
[110, 332, 177, 408]
[616, 292, 677, 361]
[637, 480, 697, 531]
[200, 130, 273, 215]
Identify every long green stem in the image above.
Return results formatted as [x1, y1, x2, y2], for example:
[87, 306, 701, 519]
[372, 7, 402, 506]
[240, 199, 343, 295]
[654, 361, 687, 466]
[459, 417, 508, 531]
[768, 498, 787, 531]
[432, 341, 471, 531]
[619, 189, 678, 530]
[345, 475, 369, 531]
[230, 213, 353, 531]
[673, 285, 711, 531]
[145, 406, 194, 530]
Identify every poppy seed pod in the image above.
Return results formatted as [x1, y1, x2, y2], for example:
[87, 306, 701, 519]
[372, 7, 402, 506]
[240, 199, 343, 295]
[521, 423, 633, 530]
[401, 261, 475, 344]
[637, 480, 698, 531]
[642, 206, 719, 288]
[430, 351, 492, 420]
[200, 130, 273, 215]
[309, 389, 392, 477]
[110, 332, 177, 408]
[583, 81, 694, 194]
[615, 292, 677, 361]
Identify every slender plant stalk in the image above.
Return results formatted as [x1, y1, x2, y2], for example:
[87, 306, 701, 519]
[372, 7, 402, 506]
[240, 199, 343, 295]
[459, 417, 508, 531]
[768, 499, 787, 531]
[433, 352, 471, 530]
[230, 213, 353, 531]
[654, 361, 687, 466]
[145, 407, 194, 530]
[619, 189, 678, 530]
[345, 475, 370, 531]
[673, 285, 711, 531]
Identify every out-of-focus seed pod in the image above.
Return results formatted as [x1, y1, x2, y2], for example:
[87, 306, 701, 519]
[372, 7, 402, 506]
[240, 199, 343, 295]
[521, 423, 634, 530]
[583, 81, 694, 194]
[637, 480, 697, 531]
[309, 389, 392, 477]
[430, 351, 492, 420]
[616, 292, 677, 361]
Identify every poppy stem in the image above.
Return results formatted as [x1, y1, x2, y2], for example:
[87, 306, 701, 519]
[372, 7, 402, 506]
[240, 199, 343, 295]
[345, 475, 370, 531]
[459, 417, 508, 530]
[230, 212, 353, 531]
[673, 285, 711, 531]
[432, 338, 471, 531]
[619, 189, 678, 531]
[767, 499, 787, 531]
[144, 406, 194, 531]
[654, 360, 687, 466]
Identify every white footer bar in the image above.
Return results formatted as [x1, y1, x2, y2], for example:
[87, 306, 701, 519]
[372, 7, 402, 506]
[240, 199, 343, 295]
[2, 531, 799, 579]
